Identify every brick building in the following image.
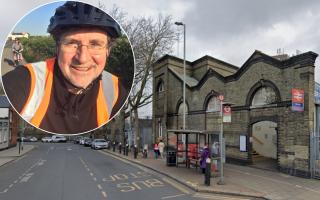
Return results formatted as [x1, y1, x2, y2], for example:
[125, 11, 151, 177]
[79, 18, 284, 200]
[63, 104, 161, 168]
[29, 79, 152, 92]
[152, 50, 319, 177]
[0, 96, 19, 150]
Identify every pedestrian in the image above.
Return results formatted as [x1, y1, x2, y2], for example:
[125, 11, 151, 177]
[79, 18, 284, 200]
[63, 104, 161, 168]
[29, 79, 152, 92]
[158, 140, 165, 159]
[2, 1, 133, 134]
[200, 145, 210, 174]
[153, 142, 159, 159]
[12, 38, 23, 66]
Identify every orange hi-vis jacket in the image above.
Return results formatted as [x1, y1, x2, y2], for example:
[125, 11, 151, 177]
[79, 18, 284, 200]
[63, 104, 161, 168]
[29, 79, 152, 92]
[20, 58, 119, 128]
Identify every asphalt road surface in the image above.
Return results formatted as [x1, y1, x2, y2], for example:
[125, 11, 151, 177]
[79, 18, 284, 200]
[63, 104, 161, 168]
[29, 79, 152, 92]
[0, 143, 259, 200]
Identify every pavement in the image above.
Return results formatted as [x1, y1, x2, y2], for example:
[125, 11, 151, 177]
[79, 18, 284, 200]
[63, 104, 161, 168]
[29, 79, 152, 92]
[102, 148, 320, 200]
[0, 144, 34, 166]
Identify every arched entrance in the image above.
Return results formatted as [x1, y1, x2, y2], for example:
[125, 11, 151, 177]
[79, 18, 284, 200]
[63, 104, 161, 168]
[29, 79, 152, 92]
[251, 121, 278, 171]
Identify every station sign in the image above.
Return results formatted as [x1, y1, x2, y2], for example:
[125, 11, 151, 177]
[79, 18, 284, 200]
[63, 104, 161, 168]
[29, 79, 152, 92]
[292, 89, 304, 112]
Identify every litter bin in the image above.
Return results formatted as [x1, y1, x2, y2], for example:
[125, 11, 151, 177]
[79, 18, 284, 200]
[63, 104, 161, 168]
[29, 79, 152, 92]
[167, 151, 176, 166]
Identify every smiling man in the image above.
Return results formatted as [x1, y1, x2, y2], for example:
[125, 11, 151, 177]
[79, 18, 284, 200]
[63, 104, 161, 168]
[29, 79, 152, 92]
[2, 1, 129, 134]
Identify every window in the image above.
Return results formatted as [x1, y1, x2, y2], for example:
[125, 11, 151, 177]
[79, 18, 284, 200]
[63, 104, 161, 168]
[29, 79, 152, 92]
[206, 96, 220, 112]
[158, 119, 163, 138]
[178, 102, 188, 114]
[157, 81, 164, 93]
[251, 87, 277, 106]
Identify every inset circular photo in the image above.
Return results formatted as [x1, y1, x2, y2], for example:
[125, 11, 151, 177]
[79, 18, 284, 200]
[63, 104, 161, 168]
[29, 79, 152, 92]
[1, 1, 135, 135]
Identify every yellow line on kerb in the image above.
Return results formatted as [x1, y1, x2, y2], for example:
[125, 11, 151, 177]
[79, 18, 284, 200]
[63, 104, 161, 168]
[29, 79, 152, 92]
[162, 177, 190, 194]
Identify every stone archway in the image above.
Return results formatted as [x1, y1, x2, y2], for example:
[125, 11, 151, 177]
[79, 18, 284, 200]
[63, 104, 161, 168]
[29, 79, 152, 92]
[250, 120, 278, 171]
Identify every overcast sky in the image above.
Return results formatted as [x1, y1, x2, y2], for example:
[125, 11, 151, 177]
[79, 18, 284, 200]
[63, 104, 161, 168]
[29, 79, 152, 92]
[1, 0, 320, 116]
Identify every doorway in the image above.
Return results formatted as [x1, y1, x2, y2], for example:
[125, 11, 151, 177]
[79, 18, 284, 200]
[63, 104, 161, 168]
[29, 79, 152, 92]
[251, 121, 278, 171]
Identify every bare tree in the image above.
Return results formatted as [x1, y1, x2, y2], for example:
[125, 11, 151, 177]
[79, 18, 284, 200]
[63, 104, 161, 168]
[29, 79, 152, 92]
[125, 15, 176, 149]
[100, 3, 176, 149]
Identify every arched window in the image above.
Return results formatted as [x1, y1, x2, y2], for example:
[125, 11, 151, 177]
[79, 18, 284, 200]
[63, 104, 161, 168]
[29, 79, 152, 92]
[206, 96, 220, 112]
[157, 81, 164, 93]
[178, 102, 188, 114]
[251, 87, 277, 106]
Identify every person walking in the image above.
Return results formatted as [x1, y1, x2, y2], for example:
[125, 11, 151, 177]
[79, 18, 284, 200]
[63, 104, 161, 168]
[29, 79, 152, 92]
[158, 140, 165, 159]
[153, 142, 159, 159]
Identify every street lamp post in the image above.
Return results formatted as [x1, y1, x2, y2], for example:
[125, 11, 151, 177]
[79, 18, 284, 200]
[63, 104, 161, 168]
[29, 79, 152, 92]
[175, 21, 187, 163]
[174, 22, 186, 130]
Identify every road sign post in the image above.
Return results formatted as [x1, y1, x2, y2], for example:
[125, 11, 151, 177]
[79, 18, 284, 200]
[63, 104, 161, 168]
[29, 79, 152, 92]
[218, 95, 225, 185]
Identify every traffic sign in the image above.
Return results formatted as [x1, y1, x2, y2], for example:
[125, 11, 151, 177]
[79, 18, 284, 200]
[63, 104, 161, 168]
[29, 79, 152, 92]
[218, 95, 224, 101]
[223, 105, 231, 123]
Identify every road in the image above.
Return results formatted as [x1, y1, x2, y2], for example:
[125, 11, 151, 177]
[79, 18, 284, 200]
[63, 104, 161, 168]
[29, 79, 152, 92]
[0, 143, 258, 200]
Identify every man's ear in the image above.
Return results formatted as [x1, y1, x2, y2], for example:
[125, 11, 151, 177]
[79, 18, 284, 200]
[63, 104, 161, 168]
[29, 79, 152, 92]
[106, 47, 111, 57]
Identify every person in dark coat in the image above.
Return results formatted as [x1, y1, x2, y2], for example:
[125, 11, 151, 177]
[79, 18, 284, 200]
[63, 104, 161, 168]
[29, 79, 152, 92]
[200, 145, 210, 174]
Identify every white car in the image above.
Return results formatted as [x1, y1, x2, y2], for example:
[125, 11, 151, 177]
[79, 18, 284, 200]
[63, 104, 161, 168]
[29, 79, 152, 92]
[51, 135, 67, 143]
[91, 139, 108, 150]
[41, 137, 52, 143]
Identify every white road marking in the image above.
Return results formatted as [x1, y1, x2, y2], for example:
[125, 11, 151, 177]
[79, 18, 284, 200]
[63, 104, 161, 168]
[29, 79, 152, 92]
[161, 194, 186, 199]
[97, 184, 102, 190]
[20, 173, 34, 183]
[162, 178, 190, 194]
[8, 184, 13, 188]
[93, 177, 97, 181]
[101, 191, 107, 198]
[90, 173, 94, 176]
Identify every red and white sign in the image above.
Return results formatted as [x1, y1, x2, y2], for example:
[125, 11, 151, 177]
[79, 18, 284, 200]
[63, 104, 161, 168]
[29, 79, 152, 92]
[218, 95, 224, 101]
[292, 89, 304, 112]
[223, 105, 231, 123]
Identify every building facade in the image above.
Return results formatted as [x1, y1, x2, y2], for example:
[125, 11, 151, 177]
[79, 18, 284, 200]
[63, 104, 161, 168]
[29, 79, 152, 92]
[0, 96, 19, 150]
[152, 50, 318, 177]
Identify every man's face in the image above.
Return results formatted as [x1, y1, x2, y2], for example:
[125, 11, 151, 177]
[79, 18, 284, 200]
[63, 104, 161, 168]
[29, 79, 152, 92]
[57, 28, 110, 89]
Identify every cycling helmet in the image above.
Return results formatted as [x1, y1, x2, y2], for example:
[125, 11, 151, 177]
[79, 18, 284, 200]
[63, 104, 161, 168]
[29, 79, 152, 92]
[48, 1, 121, 38]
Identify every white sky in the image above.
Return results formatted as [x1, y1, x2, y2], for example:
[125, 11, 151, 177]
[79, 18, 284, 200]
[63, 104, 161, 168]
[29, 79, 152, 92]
[1, 0, 320, 117]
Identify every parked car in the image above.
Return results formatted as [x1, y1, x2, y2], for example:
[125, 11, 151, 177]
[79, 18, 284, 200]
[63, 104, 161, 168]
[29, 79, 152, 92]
[28, 137, 38, 142]
[91, 139, 109, 150]
[74, 136, 82, 144]
[80, 137, 89, 145]
[51, 135, 67, 143]
[84, 138, 93, 147]
[41, 137, 52, 143]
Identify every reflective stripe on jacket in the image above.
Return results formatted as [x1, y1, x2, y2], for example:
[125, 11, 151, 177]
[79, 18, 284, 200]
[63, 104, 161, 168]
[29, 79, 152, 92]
[20, 58, 119, 127]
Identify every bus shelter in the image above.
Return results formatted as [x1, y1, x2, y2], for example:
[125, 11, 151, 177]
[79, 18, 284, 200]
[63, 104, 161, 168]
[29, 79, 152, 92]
[166, 129, 216, 168]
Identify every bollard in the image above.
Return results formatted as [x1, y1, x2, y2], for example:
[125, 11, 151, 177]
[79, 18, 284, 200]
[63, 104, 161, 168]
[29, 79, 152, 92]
[205, 158, 211, 186]
[119, 143, 122, 154]
[18, 140, 21, 155]
[134, 145, 138, 159]
[125, 144, 129, 156]
[113, 142, 116, 152]
[143, 149, 147, 158]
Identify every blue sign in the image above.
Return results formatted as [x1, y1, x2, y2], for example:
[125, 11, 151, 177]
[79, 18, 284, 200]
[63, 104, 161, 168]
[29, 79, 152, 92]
[315, 82, 320, 104]
[292, 102, 304, 111]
